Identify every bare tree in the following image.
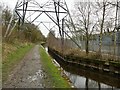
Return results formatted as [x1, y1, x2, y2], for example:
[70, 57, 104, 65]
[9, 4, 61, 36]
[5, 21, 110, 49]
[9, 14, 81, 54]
[73, 2, 97, 55]
[95, 1, 119, 57]
[98, 1, 106, 55]
[94, 1, 114, 56]
[113, 1, 119, 56]
[2, 6, 12, 37]
[107, 1, 119, 57]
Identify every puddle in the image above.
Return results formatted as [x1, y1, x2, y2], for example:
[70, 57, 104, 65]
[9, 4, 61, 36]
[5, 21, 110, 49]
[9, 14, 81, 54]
[45, 47, 48, 52]
[27, 69, 44, 83]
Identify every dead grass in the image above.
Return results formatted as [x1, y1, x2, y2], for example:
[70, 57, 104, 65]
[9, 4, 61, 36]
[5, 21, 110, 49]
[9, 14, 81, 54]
[2, 43, 17, 61]
[2, 40, 33, 82]
[52, 47, 120, 62]
[2, 39, 33, 61]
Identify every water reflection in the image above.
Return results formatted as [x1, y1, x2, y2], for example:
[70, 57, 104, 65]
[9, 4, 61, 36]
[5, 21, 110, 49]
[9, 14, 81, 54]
[64, 70, 119, 89]
[47, 47, 120, 89]
[45, 47, 48, 52]
[59, 59, 120, 89]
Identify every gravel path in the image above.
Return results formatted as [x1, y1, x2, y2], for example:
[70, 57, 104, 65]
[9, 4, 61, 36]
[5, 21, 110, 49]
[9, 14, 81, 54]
[3, 45, 49, 88]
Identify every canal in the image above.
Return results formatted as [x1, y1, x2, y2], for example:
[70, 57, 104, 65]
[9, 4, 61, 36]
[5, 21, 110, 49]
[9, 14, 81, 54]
[45, 47, 120, 89]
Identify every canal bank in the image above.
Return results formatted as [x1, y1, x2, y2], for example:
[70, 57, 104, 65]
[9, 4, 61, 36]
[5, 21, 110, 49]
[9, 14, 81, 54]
[39, 46, 72, 88]
[48, 47, 120, 75]
[47, 47, 120, 89]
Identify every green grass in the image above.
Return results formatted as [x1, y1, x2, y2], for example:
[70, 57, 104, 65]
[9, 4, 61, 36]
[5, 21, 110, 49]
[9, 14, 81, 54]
[2, 44, 34, 82]
[39, 46, 71, 88]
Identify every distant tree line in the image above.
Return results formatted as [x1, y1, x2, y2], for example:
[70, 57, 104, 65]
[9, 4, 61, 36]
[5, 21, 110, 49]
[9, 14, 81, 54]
[1, 5, 46, 43]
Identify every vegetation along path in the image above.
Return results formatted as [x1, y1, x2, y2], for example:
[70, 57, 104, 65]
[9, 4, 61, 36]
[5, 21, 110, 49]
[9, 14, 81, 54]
[3, 45, 49, 88]
[3, 45, 71, 88]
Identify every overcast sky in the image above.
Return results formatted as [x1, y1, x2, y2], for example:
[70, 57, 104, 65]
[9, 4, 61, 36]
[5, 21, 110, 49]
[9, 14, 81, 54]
[1, 0, 118, 37]
[1, 0, 74, 10]
[1, 0, 75, 37]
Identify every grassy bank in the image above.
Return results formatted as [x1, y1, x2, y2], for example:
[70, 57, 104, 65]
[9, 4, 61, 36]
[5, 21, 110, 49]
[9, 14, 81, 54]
[39, 46, 71, 88]
[2, 43, 33, 82]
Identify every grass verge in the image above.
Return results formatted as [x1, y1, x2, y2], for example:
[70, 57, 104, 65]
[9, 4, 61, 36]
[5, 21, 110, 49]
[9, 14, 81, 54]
[2, 44, 34, 82]
[39, 45, 71, 88]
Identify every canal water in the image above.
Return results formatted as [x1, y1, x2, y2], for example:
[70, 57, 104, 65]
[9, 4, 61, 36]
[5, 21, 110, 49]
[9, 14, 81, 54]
[64, 71, 119, 89]
[45, 47, 120, 89]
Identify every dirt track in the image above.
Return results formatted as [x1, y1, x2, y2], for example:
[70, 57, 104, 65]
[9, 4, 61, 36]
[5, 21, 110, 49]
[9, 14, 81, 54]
[3, 45, 50, 88]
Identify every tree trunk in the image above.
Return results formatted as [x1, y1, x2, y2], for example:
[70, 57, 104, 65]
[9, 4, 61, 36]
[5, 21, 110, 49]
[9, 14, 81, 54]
[98, 82, 101, 90]
[99, 2, 106, 56]
[85, 78, 89, 90]
[113, 1, 118, 56]
[113, 32, 116, 55]
[86, 35, 89, 55]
